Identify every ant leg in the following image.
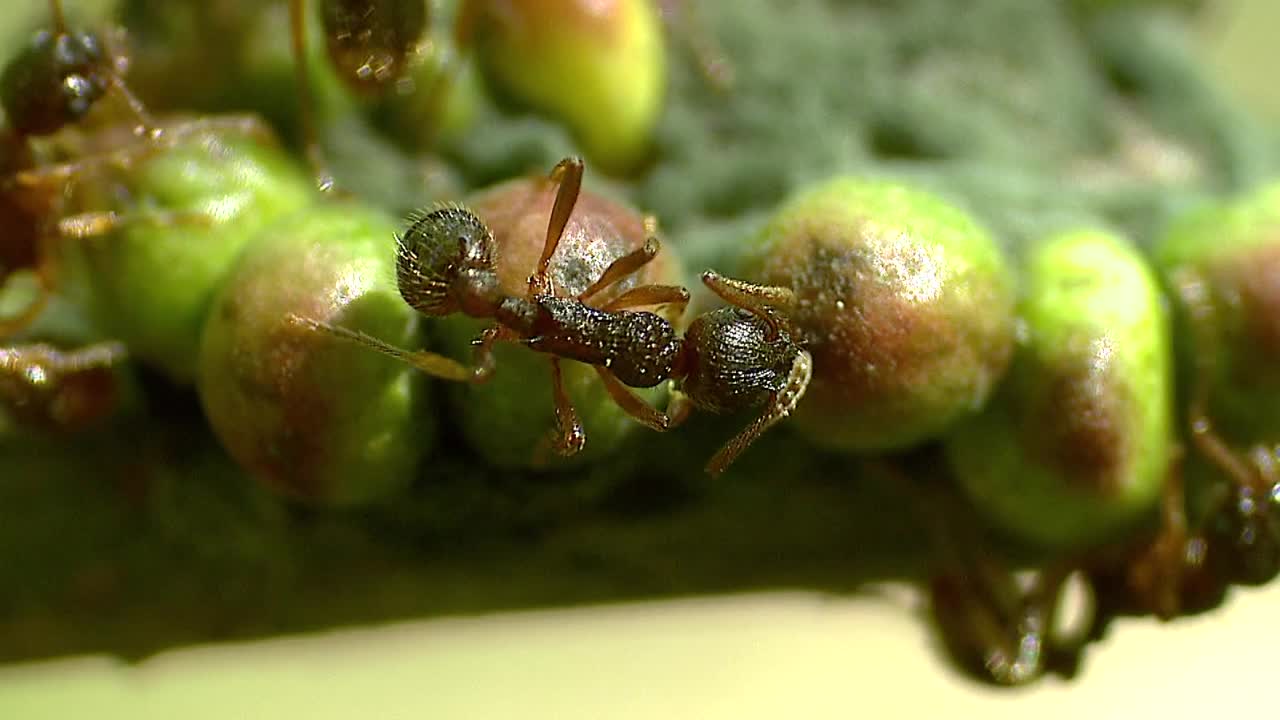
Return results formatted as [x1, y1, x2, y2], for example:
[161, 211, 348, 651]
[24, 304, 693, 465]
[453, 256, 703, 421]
[288, 314, 491, 383]
[289, 0, 335, 192]
[0, 220, 66, 339]
[10, 114, 279, 191]
[153, 114, 280, 147]
[593, 367, 670, 431]
[701, 270, 795, 338]
[578, 238, 661, 305]
[892, 459, 1081, 686]
[546, 357, 586, 456]
[656, 0, 735, 92]
[704, 349, 812, 476]
[1124, 447, 1192, 620]
[95, 24, 161, 140]
[599, 285, 691, 326]
[0, 340, 125, 379]
[0, 340, 126, 430]
[57, 209, 213, 240]
[578, 216, 666, 304]
[530, 157, 584, 295]
[1169, 268, 1253, 486]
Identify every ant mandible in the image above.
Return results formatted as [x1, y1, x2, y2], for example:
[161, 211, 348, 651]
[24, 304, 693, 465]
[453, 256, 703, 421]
[294, 156, 813, 475]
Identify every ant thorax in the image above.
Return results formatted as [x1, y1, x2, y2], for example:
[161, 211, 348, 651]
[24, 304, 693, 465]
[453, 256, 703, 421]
[679, 307, 804, 414]
[516, 296, 681, 389]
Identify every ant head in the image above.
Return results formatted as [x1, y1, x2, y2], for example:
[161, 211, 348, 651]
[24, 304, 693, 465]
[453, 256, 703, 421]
[680, 306, 807, 415]
[396, 205, 502, 318]
[1, 27, 111, 137]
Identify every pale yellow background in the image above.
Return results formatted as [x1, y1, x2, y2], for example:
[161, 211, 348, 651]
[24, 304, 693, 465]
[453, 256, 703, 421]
[1, 584, 1277, 719]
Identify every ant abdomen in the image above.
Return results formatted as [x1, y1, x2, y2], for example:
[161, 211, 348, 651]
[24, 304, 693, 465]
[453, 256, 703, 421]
[395, 205, 501, 318]
[680, 307, 804, 414]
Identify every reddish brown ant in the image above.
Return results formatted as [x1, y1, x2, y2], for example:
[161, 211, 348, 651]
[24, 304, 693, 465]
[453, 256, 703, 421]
[288, 0, 434, 190]
[0, 0, 160, 337]
[0, 0, 269, 429]
[0, 0, 155, 428]
[293, 156, 812, 475]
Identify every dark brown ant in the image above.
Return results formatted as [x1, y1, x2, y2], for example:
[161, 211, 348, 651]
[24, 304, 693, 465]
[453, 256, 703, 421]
[0, 0, 273, 333]
[293, 156, 812, 475]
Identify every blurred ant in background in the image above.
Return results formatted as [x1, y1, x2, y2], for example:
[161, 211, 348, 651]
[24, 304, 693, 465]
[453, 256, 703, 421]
[0, 0, 155, 430]
[0, 0, 269, 432]
[287, 0, 734, 188]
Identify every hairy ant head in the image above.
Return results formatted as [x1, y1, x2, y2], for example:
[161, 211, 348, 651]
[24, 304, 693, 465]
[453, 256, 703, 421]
[396, 206, 503, 319]
[1, 28, 111, 136]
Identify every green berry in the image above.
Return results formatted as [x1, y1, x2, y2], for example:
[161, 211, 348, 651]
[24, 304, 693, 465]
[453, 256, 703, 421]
[947, 229, 1173, 548]
[78, 130, 315, 382]
[198, 201, 433, 505]
[740, 177, 1016, 452]
[466, 0, 666, 174]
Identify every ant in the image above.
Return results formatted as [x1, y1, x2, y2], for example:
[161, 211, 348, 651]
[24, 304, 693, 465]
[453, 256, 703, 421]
[1104, 276, 1280, 621]
[927, 436, 1279, 686]
[1112, 441, 1280, 622]
[0, 0, 157, 429]
[288, 0, 432, 190]
[293, 156, 813, 475]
